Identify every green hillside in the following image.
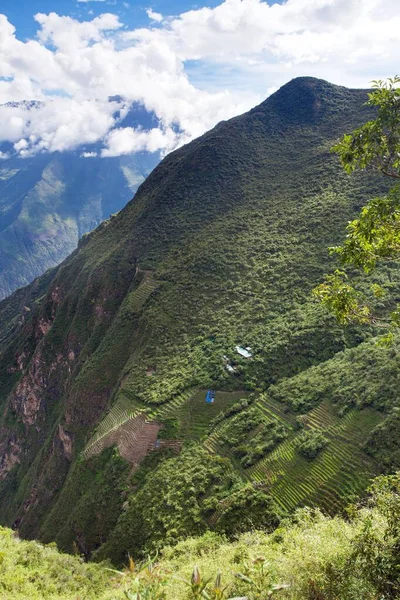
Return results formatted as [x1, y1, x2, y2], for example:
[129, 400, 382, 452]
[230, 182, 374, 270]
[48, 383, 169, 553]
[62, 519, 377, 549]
[0, 77, 398, 563]
[0, 473, 399, 599]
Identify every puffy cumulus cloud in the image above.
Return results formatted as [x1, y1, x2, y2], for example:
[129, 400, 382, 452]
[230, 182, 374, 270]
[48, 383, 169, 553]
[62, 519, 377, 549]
[146, 9, 163, 23]
[101, 126, 181, 157]
[0, 98, 119, 155]
[0, 9, 258, 157]
[138, 0, 400, 87]
[35, 12, 122, 50]
[0, 0, 399, 158]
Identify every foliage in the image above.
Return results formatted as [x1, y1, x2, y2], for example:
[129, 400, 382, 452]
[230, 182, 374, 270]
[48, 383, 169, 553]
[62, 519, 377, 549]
[2, 473, 400, 599]
[365, 408, 400, 472]
[219, 410, 260, 447]
[210, 398, 254, 430]
[295, 430, 328, 459]
[315, 77, 400, 329]
[266, 337, 400, 415]
[343, 473, 400, 599]
[330, 188, 400, 273]
[93, 447, 274, 565]
[313, 270, 372, 325]
[38, 447, 130, 556]
[0, 526, 117, 600]
[234, 422, 287, 468]
[158, 418, 180, 439]
[117, 555, 170, 600]
[216, 408, 287, 467]
[214, 484, 279, 536]
[333, 76, 400, 179]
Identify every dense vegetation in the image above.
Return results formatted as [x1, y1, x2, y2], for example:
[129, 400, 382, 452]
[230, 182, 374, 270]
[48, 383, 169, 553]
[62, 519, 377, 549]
[295, 430, 328, 459]
[95, 447, 278, 564]
[0, 473, 399, 599]
[0, 77, 398, 565]
[315, 77, 400, 333]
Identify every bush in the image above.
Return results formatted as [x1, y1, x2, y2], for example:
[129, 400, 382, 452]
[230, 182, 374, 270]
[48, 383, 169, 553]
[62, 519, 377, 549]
[296, 430, 328, 459]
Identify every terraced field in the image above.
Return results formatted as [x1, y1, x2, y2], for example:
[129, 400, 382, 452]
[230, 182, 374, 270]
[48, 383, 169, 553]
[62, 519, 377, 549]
[201, 394, 384, 514]
[80, 274, 387, 516]
[125, 271, 159, 314]
[204, 396, 285, 457]
[150, 387, 200, 421]
[83, 395, 146, 459]
[84, 376, 383, 515]
[83, 386, 248, 462]
[248, 401, 384, 513]
[118, 420, 161, 465]
[176, 389, 250, 441]
[82, 387, 200, 462]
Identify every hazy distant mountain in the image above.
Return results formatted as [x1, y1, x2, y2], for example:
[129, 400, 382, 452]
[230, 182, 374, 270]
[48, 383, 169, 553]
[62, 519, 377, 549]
[0, 100, 160, 299]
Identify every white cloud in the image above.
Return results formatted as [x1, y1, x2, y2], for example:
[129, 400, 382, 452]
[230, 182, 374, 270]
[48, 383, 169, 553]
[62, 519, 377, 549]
[0, 1, 399, 158]
[101, 126, 180, 156]
[146, 8, 163, 22]
[0, 98, 120, 155]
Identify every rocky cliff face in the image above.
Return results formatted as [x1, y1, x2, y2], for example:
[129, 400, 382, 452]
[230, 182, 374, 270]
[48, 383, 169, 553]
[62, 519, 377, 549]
[0, 78, 394, 556]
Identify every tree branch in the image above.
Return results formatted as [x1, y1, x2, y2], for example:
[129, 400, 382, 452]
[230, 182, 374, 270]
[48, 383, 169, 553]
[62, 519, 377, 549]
[380, 169, 400, 179]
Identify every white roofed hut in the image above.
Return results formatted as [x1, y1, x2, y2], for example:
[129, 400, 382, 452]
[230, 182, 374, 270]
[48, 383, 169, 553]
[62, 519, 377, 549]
[235, 346, 252, 358]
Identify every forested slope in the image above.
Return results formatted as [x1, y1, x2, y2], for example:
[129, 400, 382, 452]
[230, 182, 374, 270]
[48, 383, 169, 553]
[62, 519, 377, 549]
[0, 77, 398, 562]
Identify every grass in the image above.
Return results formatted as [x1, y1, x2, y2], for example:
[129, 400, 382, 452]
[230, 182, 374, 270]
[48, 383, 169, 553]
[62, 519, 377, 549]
[246, 403, 383, 513]
[175, 389, 250, 442]
[1, 472, 399, 599]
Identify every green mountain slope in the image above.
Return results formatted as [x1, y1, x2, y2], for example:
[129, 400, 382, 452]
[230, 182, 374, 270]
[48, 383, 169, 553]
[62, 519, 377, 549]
[0, 77, 398, 562]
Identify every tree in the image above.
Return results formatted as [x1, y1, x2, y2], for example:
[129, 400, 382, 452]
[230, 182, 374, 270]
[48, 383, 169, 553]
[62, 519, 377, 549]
[348, 473, 400, 599]
[313, 77, 400, 336]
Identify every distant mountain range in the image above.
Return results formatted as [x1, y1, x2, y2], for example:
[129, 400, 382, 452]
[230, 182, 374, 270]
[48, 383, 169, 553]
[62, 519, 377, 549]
[0, 100, 161, 299]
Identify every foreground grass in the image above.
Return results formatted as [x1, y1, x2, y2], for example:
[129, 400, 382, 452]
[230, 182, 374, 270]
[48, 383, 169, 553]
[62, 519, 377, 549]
[0, 527, 129, 600]
[0, 473, 398, 600]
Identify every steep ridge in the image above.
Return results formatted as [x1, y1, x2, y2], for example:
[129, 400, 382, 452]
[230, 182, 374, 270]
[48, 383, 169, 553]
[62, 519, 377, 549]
[0, 77, 397, 558]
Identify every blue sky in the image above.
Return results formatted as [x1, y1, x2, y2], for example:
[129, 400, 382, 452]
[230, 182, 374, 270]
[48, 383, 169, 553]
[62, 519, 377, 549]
[0, 0, 399, 159]
[2, 0, 283, 40]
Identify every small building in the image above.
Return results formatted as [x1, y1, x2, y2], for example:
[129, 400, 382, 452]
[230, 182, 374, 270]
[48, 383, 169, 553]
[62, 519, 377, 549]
[235, 345, 252, 358]
[223, 354, 237, 374]
[205, 390, 215, 404]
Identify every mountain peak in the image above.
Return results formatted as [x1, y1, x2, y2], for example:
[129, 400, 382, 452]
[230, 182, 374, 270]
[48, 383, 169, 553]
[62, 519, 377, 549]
[254, 77, 368, 125]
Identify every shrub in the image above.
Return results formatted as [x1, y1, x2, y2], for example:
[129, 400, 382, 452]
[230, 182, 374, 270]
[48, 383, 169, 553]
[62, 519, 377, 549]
[296, 430, 328, 459]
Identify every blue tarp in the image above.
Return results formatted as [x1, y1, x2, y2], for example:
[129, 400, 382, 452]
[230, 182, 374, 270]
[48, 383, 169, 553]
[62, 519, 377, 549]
[205, 390, 215, 403]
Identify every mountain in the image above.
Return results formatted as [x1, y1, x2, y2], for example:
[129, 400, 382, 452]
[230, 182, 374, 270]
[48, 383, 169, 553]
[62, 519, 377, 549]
[0, 77, 398, 563]
[0, 101, 160, 300]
